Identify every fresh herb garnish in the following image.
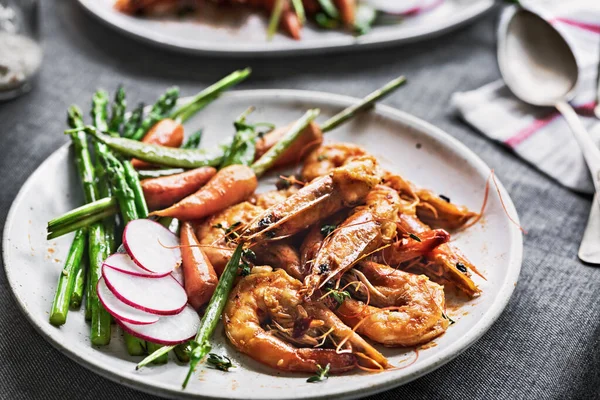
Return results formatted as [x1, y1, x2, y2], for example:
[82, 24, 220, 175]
[315, 13, 339, 29]
[206, 353, 235, 372]
[439, 194, 451, 203]
[326, 288, 351, 308]
[214, 221, 242, 243]
[242, 248, 256, 262]
[307, 363, 330, 383]
[455, 262, 467, 273]
[317, 154, 328, 161]
[320, 224, 337, 237]
[409, 233, 422, 242]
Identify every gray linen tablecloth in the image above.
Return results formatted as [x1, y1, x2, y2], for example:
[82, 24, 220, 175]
[1, 1, 599, 399]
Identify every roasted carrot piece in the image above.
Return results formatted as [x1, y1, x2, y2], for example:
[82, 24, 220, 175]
[150, 165, 258, 220]
[131, 118, 184, 169]
[281, 8, 302, 40]
[333, 0, 356, 25]
[141, 166, 216, 210]
[180, 222, 218, 310]
[254, 121, 323, 168]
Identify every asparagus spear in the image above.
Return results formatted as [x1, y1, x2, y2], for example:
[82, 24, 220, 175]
[181, 129, 203, 149]
[252, 109, 320, 177]
[320, 75, 407, 132]
[182, 244, 243, 388]
[109, 85, 127, 132]
[49, 229, 87, 326]
[88, 91, 115, 346]
[147, 342, 169, 365]
[170, 68, 251, 123]
[70, 251, 88, 309]
[47, 197, 118, 232]
[130, 87, 179, 141]
[122, 102, 144, 139]
[49, 106, 94, 323]
[123, 160, 149, 219]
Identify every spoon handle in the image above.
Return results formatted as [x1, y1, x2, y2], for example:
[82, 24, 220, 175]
[556, 100, 600, 196]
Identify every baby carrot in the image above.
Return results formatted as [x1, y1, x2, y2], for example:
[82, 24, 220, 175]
[150, 165, 257, 221]
[141, 167, 217, 210]
[180, 222, 218, 310]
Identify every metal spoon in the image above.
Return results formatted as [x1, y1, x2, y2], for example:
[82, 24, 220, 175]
[498, 7, 600, 197]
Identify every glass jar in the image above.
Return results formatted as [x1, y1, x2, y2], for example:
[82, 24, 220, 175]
[0, 0, 41, 100]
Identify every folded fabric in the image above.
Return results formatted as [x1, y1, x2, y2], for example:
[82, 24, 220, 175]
[452, 0, 600, 194]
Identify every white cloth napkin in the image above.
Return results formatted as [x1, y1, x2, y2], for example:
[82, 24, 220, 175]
[452, 0, 600, 194]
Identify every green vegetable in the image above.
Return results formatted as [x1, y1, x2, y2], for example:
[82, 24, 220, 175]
[325, 288, 350, 308]
[251, 109, 320, 177]
[220, 108, 259, 169]
[320, 224, 337, 237]
[49, 229, 87, 326]
[79, 127, 230, 169]
[109, 85, 127, 132]
[181, 129, 203, 149]
[317, 0, 340, 18]
[321, 75, 407, 132]
[170, 68, 252, 123]
[267, 0, 285, 40]
[130, 87, 179, 141]
[147, 342, 169, 365]
[174, 342, 192, 363]
[88, 222, 111, 346]
[47, 207, 118, 240]
[182, 244, 243, 388]
[315, 13, 339, 29]
[291, 0, 306, 23]
[307, 363, 330, 383]
[47, 197, 118, 232]
[70, 253, 87, 309]
[122, 160, 149, 218]
[122, 102, 145, 138]
[206, 353, 234, 372]
[124, 334, 147, 356]
[100, 153, 139, 224]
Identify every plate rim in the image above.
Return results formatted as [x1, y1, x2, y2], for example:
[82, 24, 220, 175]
[2, 89, 523, 400]
[75, 0, 496, 56]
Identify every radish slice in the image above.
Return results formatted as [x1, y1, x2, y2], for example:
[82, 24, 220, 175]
[364, 0, 443, 15]
[123, 219, 182, 275]
[97, 277, 160, 325]
[118, 304, 200, 345]
[103, 253, 170, 278]
[102, 265, 187, 315]
[171, 265, 184, 285]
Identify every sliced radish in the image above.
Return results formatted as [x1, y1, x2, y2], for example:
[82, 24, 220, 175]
[364, 0, 443, 15]
[171, 265, 184, 285]
[103, 253, 170, 278]
[118, 304, 200, 345]
[97, 277, 160, 325]
[102, 265, 187, 315]
[123, 219, 182, 275]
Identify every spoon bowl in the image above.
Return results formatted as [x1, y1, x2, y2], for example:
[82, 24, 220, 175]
[497, 7, 579, 107]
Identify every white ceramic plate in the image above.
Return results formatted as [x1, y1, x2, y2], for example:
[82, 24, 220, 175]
[3, 90, 522, 399]
[77, 0, 495, 56]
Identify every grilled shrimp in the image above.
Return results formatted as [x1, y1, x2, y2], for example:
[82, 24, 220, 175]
[224, 269, 387, 373]
[239, 156, 382, 244]
[303, 185, 400, 296]
[335, 261, 449, 347]
[302, 143, 368, 182]
[195, 193, 302, 277]
[390, 184, 481, 298]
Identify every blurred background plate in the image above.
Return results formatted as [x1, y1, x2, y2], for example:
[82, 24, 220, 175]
[3, 90, 522, 399]
[76, 0, 495, 56]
